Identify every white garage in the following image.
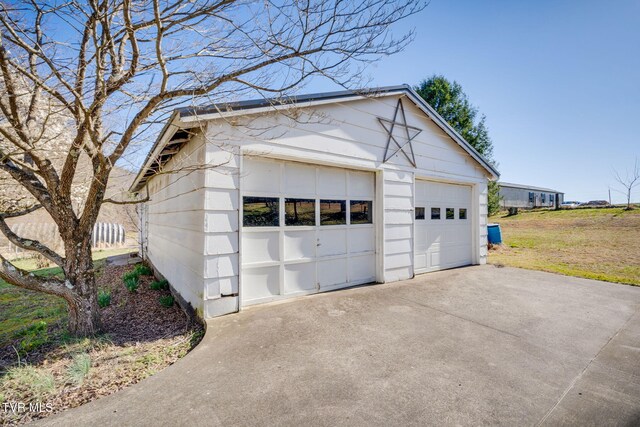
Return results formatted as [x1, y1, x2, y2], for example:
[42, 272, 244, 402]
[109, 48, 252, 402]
[131, 85, 499, 319]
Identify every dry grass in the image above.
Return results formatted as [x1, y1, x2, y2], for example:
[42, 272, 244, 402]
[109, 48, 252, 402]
[0, 262, 203, 425]
[488, 207, 640, 285]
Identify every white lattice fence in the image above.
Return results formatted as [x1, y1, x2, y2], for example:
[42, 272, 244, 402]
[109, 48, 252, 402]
[91, 222, 126, 248]
[1, 222, 126, 257]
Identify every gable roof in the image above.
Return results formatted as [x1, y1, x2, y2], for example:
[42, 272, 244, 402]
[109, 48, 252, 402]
[499, 182, 563, 194]
[130, 85, 499, 192]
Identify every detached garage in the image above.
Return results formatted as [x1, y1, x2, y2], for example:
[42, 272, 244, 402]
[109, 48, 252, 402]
[130, 85, 498, 319]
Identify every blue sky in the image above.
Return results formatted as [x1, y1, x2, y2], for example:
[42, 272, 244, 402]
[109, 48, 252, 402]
[304, 0, 640, 203]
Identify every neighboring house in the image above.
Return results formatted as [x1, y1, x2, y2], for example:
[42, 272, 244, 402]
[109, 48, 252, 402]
[499, 182, 564, 209]
[130, 85, 499, 319]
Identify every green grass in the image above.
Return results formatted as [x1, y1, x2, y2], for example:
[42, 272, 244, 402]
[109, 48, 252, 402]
[0, 248, 137, 351]
[0, 282, 66, 352]
[489, 207, 640, 285]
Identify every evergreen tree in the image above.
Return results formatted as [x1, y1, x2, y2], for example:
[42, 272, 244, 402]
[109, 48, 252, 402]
[415, 75, 500, 215]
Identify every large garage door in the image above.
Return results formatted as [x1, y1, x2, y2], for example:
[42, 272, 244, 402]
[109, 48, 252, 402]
[241, 158, 376, 306]
[414, 180, 472, 273]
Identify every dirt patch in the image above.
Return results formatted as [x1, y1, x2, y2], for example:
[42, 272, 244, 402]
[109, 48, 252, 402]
[0, 263, 203, 425]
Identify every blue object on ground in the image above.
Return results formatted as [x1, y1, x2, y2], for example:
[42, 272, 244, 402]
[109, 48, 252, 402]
[487, 223, 502, 244]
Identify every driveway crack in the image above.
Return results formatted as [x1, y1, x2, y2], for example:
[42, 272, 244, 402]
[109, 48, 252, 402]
[535, 308, 640, 427]
[396, 296, 521, 339]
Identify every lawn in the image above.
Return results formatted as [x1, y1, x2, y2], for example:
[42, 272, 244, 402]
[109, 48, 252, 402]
[0, 248, 203, 425]
[0, 248, 136, 351]
[488, 207, 640, 285]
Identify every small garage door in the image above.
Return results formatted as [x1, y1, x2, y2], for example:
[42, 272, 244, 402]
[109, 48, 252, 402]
[241, 158, 376, 306]
[414, 180, 472, 273]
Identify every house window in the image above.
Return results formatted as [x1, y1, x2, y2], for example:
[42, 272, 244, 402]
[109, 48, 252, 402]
[549, 194, 554, 204]
[415, 207, 425, 220]
[431, 207, 441, 220]
[285, 198, 315, 226]
[529, 192, 534, 203]
[243, 197, 279, 227]
[446, 208, 455, 219]
[350, 200, 373, 224]
[541, 193, 546, 203]
[459, 208, 467, 219]
[320, 200, 346, 225]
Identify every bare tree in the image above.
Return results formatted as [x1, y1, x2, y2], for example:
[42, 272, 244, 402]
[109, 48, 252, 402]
[0, 0, 425, 335]
[613, 157, 640, 210]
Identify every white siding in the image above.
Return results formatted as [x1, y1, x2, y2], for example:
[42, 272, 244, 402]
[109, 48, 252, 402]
[203, 142, 240, 317]
[201, 96, 488, 182]
[382, 169, 414, 282]
[478, 181, 488, 264]
[144, 132, 207, 316]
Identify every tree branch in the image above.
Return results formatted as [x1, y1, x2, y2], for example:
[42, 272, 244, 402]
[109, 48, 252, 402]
[0, 215, 64, 267]
[1, 203, 42, 218]
[0, 253, 68, 297]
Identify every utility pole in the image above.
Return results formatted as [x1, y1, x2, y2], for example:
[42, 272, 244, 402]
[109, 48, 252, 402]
[608, 187, 612, 205]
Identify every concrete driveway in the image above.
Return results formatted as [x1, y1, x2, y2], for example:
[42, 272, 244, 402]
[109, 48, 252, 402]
[40, 265, 640, 426]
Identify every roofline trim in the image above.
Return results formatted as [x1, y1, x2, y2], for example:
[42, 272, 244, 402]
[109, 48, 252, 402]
[130, 84, 500, 191]
[499, 182, 564, 193]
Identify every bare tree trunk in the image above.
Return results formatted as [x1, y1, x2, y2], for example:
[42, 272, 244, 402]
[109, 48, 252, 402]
[62, 232, 101, 336]
[63, 282, 101, 336]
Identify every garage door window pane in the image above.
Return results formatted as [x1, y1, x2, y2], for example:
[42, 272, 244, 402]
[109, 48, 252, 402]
[285, 198, 316, 226]
[446, 208, 455, 219]
[459, 208, 467, 220]
[431, 208, 440, 220]
[415, 207, 425, 220]
[350, 200, 373, 224]
[243, 197, 279, 227]
[320, 200, 346, 225]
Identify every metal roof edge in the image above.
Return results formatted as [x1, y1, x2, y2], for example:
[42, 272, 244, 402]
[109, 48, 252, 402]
[176, 85, 412, 119]
[131, 83, 501, 191]
[498, 181, 564, 193]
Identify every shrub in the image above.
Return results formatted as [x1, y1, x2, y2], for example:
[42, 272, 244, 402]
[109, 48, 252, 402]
[18, 321, 49, 353]
[123, 275, 139, 292]
[133, 264, 153, 276]
[67, 353, 91, 385]
[122, 270, 137, 281]
[98, 289, 111, 308]
[150, 279, 169, 291]
[158, 295, 174, 308]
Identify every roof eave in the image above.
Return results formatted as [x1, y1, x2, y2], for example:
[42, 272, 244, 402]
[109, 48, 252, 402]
[128, 111, 182, 193]
[130, 84, 501, 191]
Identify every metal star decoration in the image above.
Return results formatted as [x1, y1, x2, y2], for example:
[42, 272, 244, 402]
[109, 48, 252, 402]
[378, 98, 422, 167]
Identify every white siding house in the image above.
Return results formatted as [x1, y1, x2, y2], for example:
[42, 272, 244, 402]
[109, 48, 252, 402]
[131, 85, 499, 319]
